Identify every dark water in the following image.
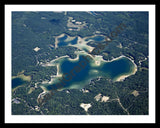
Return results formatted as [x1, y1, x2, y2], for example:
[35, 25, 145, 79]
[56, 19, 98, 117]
[101, 57, 133, 79]
[46, 55, 135, 91]
[58, 35, 78, 47]
[39, 34, 136, 91]
[57, 35, 68, 47]
[70, 37, 78, 45]
[12, 78, 26, 89]
[85, 36, 105, 42]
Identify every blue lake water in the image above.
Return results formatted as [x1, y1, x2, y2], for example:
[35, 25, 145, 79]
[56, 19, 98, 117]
[12, 78, 26, 89]
[57, 35, 68, 47]
[45, 54, 135, 91]
[12, 34, 136, 91]
[40, 34, 137, 91]
[57, 35, 78, 47]
[57, 35, 104, 47]
[70, 37, 78, 45]
[85, 36, 105, 42]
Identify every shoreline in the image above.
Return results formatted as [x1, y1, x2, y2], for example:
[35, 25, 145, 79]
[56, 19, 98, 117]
[103, 55, 126, 63]
[54, 33, 97, 52]
[115, 74, 130, 82]
[38, 53, 138, 102]
[115, 62, 137, 82]
[40, 53, 137, 86]
[40, 31, 138, 91]
[12, 74, 31, 82]
[54, 33, 65, 48]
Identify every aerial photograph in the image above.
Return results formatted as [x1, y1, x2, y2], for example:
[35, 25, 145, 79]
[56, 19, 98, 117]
[12, 11, 149, 115]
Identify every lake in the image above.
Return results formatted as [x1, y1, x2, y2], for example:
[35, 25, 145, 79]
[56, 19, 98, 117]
[12, 77, 26, 89]
[43, 54, 136, 91]
[12, 33, 137, 91]
[39, 33, 137, 91]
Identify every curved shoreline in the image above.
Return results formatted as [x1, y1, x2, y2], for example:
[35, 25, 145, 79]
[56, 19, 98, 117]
[115, 56, 137, 82]
[39, 33, 138, 92]
[12, 74, 31, 82]
[54, 33, 103, 53]
[39, 52, 137, 92]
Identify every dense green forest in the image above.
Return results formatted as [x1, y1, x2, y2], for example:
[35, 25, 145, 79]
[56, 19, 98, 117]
[12, 11, 148, 115]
